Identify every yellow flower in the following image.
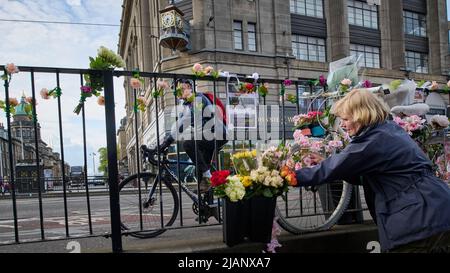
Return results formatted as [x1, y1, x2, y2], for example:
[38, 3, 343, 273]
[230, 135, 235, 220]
[241, 176, 252, 188]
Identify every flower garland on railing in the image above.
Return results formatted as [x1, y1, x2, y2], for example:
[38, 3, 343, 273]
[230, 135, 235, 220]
[238, 82, 256, 94]
[0, 97, 18, 116]
[192, 63, 220, 79]
[40, 87, 62, 100]
[0, 96, 37, 120]
[1, 64, 20, 117]
[128, 70, 146, 112]
[257, 82, 269, 97]
[280, 79, 292, 97]
[73, 46, 125, 114]
[1, 63, 19, 84]
[152, 78, 170, 99]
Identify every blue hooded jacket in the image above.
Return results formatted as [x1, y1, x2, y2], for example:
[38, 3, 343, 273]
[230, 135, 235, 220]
[295, 120, 450, 251]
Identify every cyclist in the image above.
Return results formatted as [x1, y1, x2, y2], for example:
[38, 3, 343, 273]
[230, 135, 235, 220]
[156, 79, 228, 194]
[295, 89, 450, 253]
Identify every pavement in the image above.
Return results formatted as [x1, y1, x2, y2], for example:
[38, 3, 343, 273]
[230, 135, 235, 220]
[93, 220, 379, 253]
[0, 220, 379, 253]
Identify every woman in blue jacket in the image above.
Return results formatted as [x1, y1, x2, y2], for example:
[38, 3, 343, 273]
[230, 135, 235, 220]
[296, 89, 450, 252]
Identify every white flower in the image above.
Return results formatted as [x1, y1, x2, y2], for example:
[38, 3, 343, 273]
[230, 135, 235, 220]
[431, 115, 450, 129]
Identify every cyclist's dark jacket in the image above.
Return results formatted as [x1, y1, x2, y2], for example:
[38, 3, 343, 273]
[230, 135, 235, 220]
[169, 93, 227, 141]
[295, 120, 450, 251]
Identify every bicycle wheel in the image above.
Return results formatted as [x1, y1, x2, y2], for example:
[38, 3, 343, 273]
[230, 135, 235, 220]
[119, 172, 179, 238]
[276, 180, 352, 234]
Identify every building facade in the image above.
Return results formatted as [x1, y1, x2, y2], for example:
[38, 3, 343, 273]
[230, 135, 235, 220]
[118, 0, 450, 174]
[0, 96, 68, 185]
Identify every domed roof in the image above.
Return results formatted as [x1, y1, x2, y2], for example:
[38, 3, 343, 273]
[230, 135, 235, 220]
[14, 95, 28, 116]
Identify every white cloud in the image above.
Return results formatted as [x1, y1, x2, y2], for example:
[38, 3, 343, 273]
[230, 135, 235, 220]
[0, 0, 126, 169]
[66, 0, 82, 6]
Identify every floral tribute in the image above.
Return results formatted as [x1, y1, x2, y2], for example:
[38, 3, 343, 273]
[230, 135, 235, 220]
[211, 145, 298, 202]
[1, 63, 19, 83]
[73, 46, 125, 114]
[393, 114, 450, 180]
[192, 63, 220, 79]
[0, 96, 36, 119]
[293, 111, 325, 129]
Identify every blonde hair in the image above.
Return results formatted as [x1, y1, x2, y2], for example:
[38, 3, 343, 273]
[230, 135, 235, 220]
[331, 89, 390, 128]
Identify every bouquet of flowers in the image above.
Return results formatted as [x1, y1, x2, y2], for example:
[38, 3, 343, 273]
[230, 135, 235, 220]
[289, 130, 346, 170]
[74, 46, 125, 114]
[231, 150, 257, 176]
[211, 170, 246, 202]
[293, 111, 325, 129]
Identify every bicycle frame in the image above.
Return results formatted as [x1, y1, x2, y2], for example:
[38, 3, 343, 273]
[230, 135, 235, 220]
[146, 155, 206, 207]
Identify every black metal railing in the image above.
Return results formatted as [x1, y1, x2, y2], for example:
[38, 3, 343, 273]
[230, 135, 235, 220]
[1, 65, 368, 253]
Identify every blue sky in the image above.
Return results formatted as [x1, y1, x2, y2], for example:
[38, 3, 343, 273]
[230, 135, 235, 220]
[0, 0, 449, 175]
[0, 0, 125, 175]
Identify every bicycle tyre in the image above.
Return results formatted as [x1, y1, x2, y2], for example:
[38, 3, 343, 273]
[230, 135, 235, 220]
[119, 172, 179, 238]
[276, 181, 353, 234]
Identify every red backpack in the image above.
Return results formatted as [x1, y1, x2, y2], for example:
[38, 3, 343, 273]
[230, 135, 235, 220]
[204, 92, 227, 124]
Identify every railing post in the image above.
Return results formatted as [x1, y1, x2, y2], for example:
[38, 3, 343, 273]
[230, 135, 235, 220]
[103, 69, 122, 253]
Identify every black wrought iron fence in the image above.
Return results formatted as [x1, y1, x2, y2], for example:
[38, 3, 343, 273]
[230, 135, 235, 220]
[0, 66, 367, 253]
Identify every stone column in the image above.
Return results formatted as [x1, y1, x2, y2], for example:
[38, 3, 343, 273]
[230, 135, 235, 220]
[427, 0, 448, 75]
[379, 0, 405, 70]
[325, 0, 349, 61]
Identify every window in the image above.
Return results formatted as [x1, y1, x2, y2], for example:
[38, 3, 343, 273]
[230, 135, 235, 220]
[290, 0, 323, 19]
[403, 11, 427, 37]
[347, 0, 378, 29]
[350, 44, 380, 68]
[292, 35, 326, 62]
[405, 51, 428, 73]
[248, 23, 257, 52]
[233, 21, 243, 50]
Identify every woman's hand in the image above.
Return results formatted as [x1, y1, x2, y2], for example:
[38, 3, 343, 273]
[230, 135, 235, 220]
[309, 153, 324, 164]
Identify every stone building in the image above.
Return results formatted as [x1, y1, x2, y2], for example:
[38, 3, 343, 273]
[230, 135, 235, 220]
[118, 0, 450, 173]
[0, 95, 68, 186]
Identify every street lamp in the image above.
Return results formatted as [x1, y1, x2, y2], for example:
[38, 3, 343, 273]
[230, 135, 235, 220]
[89, 152, 96, 176]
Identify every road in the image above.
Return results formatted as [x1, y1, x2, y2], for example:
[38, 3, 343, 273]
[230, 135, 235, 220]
[0, 188, 215, 245]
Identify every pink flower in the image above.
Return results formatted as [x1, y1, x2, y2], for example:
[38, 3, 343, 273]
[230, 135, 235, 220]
[341, 79, 352, 86]
[157, 79, 169, 90]
[40, 88, 49, 99]
[319, 75, 326, 86]
[192, 63, 203, 72]
[80, 86, 92, 93]
[310, 141, 323, 153]
[6, 63, 19, 74]
[204, 66, 214, 75]
[293, 129, 304, 141]
[430, 81, 439, 90]
[9, 98, 19, 106]
[130, 78, 142, 89]
[283, 79, 292, 86]
[362, 80, 372, 88]
[97, 96, 105, 106]
[295, 162, 302, 170]
[25, 97, 37, 105]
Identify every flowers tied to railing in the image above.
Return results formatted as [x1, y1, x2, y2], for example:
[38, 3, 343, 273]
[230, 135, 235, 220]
[1, 63, 19, 84]
[74, 46, 125, 114]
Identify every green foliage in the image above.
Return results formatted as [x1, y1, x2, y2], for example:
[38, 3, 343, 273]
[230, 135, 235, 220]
[97, 147, 108, 176]
[389, 79, 402, 91]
